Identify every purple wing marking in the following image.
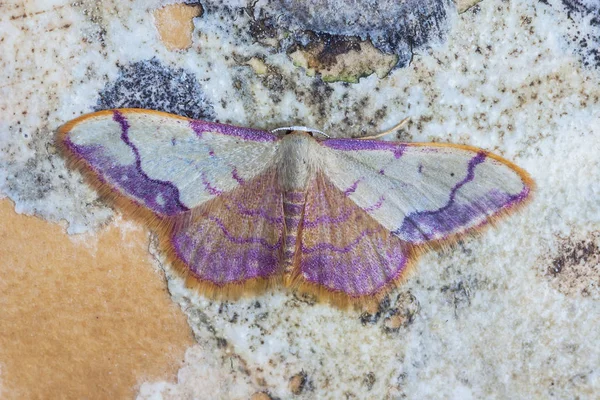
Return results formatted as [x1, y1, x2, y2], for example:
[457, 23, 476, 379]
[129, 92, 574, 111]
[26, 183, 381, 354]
[64, 110, 189, 216]
[323, 139, 406, 158]
[393, 152, 530, 242]
[171, 169, 284, 285]
[298, 174, 410, 297]
[190, 120, 277, 142]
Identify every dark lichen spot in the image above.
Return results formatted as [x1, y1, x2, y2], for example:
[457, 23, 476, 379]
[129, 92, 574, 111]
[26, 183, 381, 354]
[560, 0, 600, 69]
[246, 4, 281, 47]
[289, 31, 362, 67]
[359, 295, 390, 325]
[362, 372, 376, 390]
[229, 312, 239, 323]
[546, 232, 600, 298]
[288, 291, 318, 306]
[215, 337, 228, 348]
[8, 157, 55, 202]
[96, 58, 215, 120]
[382, 291, 420, 333]
[309, 79, 335, 119]
[440, 280, 471, 316]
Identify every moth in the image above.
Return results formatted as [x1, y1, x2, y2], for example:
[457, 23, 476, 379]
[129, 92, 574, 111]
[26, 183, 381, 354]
[59, 109, 533, 305]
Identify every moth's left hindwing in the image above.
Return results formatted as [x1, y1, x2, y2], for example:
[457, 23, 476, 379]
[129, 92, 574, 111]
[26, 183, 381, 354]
[59, 109, 279, 216]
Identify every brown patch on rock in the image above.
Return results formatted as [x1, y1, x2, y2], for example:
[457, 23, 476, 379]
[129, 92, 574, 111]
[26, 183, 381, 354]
[0, 199, 193, 399]
[546, 232, 600, 298]
[153, 3, 203, 51]
[362, 372, 376, 390]
[288, 32, 398, 83]
[251, 392, 272, 400]
[289, 371, 307, 395]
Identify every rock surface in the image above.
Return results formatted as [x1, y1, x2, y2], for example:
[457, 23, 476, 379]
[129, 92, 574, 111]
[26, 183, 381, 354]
[1, 0, 599, 398]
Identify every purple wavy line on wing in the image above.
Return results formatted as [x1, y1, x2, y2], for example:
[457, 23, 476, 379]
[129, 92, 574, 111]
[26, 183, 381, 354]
[172, 233, 279, 283]
[301, 242, 408, 296]
[503, 184, 530, 206]
[201, 172, 223, 196]
[323, 139, 406, 158]
[424, 152, 487, 217]
[231, 167, 245, 184]
[207, 216, 282, 250]
[364, 196, 385, 212]
[302, 228, 382, 254]
[63, 113, 188, 216]
[304, 195, 384, 228]
[303, 207, 354, 228]
[394, 154, 532, 242]
[344, 179, 361, 195]
[190, 120, 277, 142]
[233, 201, 284, 224]
[392, 152, 485, 241]
[113, 111, 189, 214]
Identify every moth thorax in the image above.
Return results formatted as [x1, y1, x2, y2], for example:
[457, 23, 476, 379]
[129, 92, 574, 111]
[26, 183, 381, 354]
[277, 132, 319, 191]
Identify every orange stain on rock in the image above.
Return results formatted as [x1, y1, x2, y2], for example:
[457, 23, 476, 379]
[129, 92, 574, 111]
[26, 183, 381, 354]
[0, 199, 193, 399]
[153, 3, 203, 51]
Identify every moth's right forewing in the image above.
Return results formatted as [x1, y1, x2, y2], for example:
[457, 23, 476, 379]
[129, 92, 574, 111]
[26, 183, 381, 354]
[320, 139, 532, 245]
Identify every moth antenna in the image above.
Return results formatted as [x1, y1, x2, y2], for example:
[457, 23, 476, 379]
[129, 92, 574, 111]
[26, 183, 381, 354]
[358, 117, 410, 140]
[271, 126, 330, 138]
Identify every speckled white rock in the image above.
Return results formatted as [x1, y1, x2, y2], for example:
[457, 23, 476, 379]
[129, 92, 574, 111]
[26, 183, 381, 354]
[2, 0, 600, 398]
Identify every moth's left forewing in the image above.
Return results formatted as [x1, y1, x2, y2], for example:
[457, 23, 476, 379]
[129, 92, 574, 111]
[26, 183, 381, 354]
[59, 109, 280, 217]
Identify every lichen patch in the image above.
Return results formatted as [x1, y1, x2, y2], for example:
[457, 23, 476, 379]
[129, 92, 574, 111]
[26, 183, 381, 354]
[288, 34, 398, 83]
[544, 232, 600, 298]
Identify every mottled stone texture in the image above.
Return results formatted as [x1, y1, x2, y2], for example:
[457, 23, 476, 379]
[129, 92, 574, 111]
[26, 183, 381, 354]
[2, 0, 600, 398]
[544, 231, 600, 298]
[254, 0, 454, 67]
[561, 0, 600, 68]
